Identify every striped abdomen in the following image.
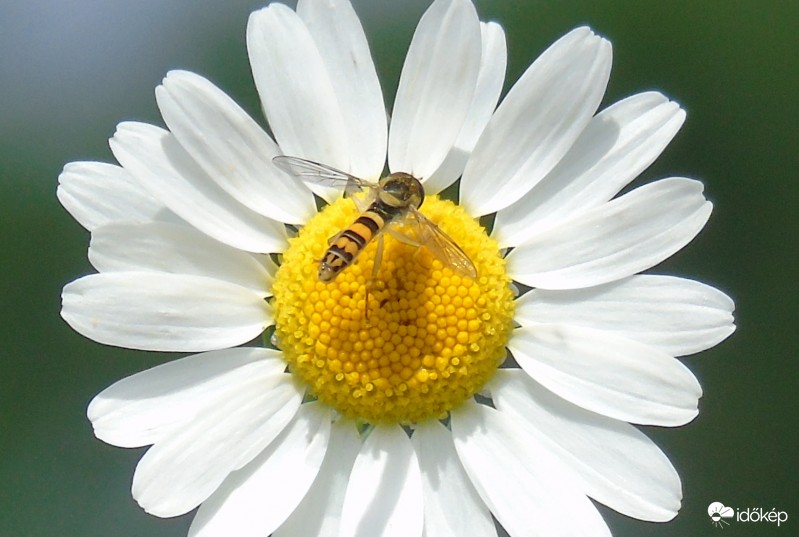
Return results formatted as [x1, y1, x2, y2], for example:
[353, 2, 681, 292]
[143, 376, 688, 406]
[318, 203, 400, 282]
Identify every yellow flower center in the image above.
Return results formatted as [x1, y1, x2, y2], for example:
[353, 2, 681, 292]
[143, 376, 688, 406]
[272, 195, 514, 424]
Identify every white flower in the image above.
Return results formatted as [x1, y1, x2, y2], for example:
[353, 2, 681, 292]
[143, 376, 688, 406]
[59, 0, 735, 536]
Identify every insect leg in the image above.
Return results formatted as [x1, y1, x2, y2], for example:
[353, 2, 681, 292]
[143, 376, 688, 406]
[365, 233, 385, 320]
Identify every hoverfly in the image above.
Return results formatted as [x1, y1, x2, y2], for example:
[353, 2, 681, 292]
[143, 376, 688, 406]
[273, 156, 477, 286]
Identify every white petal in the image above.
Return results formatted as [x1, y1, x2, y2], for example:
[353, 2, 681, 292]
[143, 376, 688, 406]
[388, 0, 482, 180]
[515, 275, 735, 356]
[461, 27, 612, 216]
[274, 419, 363, 537]
[508, 324, 702, 426]
[297, 0, 387, 180]
[506, 178, 712, 289]
[423, 21, 506, 195]
[133, 374, 303, 517]
[89, 221, 274, 294]
[493, 92, 686, 247]
[88, 348, 285, 448]
[247, 4, 351, 201]
[411, 421, 496, 537]
[189, 403, 331, 537]
[491, 370, 682, 522]
[156, 70, 316, 225]
[341, 425, 423, 537]
[110, 122, 287, 253]
[451, 401, 611, 537]
[61, 272, 271, 352]
[57, 161, 167, 231]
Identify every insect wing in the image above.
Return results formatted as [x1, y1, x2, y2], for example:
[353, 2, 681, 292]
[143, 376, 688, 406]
[410, 208, 478, 279]
[272, 156, 368, 198]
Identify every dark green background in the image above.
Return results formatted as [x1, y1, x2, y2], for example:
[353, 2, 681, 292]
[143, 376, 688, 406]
[1, 1, 795, 536]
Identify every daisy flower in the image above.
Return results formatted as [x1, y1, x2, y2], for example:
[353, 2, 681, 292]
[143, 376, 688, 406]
[59, 0, 735, 535]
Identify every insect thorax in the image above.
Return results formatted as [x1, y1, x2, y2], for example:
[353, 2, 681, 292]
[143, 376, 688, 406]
[377, 173, 424, 210]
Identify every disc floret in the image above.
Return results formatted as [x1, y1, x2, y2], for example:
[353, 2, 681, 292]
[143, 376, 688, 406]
[272, 196, 514, 424]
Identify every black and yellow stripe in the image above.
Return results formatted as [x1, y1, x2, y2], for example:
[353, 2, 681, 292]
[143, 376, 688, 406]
[318, 205, 399, 282]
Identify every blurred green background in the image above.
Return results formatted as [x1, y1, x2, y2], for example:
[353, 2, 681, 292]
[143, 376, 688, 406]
[1, 1, 796, 536]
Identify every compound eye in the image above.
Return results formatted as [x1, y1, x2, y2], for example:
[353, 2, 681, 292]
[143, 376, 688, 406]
[380, 180, 409, 204]
[385, 181, 406, 197]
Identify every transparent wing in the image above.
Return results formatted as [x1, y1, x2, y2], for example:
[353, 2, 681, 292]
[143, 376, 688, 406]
[272, 156, 370, 198]
[408, 208, 478, 279]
